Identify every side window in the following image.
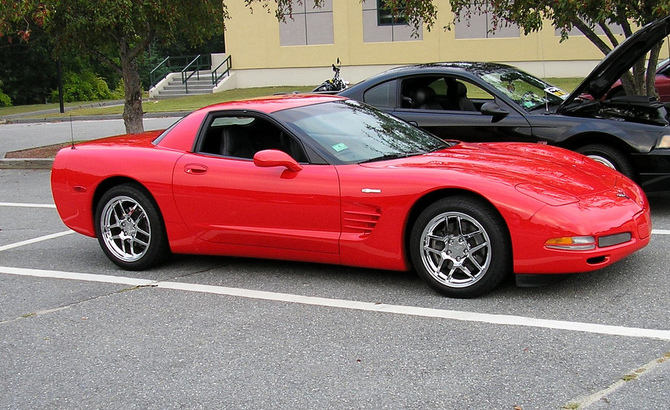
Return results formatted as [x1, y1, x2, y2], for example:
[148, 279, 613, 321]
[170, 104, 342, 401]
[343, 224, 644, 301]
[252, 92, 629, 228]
[401, 76, 493, 112]
[400, 76, 446, 110]
[363, 81, 396, 107]
[197, 115, 309, 163]
[658, 61, 670, 76]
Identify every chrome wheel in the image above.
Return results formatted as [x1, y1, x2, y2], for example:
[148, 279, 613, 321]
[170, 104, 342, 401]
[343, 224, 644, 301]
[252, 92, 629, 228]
[586, 154, 616, 170]
[95, 184, 169, 270]
[576, 144, 635, 180]
[410, 196, 510, 298]
[420, 211, 491, 288]
[100, 195, 152, 263]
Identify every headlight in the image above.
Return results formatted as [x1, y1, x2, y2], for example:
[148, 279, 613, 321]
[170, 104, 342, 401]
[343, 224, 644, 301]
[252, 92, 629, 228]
[545, 236, 596, 250]
[657, 135, 670, 148]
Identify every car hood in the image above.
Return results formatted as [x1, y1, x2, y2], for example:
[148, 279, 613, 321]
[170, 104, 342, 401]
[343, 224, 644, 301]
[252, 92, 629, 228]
[559, 16, 670, 110]
[364, 142, 621, 199]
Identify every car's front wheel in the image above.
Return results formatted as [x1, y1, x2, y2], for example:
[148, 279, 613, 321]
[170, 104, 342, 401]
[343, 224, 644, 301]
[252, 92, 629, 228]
[95, 184, 170, 270]
[410, 196, 511, 298]
[576, 144, 635, 180]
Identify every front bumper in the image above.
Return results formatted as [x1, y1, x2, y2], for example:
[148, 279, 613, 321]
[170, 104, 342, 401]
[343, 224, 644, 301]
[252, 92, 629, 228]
[512, 179, 651, 275]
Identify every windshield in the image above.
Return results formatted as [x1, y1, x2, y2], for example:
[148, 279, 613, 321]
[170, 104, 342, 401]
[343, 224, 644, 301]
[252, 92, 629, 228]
[275, 100, 450, 164]
[479, 67, 568, 111]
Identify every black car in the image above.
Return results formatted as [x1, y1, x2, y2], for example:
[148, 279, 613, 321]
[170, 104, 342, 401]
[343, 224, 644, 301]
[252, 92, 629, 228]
[340, 17, 670, 193]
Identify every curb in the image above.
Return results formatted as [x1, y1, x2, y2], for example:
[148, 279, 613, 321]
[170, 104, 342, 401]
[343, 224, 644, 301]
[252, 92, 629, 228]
[1, 113, 188, 170]
[0, 158, 54, 169]
[2, 111, 189, 124]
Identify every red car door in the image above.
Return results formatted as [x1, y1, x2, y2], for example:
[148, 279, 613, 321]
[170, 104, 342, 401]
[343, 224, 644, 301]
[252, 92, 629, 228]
[172, 153, 341, 255]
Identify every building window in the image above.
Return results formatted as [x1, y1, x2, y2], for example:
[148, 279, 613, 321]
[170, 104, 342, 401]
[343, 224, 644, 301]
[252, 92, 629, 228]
[377, 0, 407, 26]
[455, 2, 519, 39]
[363, 0, 420, 43]
[555, 24, 624, 37]
[279, 0, 334, 46]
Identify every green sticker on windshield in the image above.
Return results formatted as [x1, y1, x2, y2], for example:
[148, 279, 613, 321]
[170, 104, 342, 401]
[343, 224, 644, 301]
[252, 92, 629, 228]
[332, 143, 348, 152]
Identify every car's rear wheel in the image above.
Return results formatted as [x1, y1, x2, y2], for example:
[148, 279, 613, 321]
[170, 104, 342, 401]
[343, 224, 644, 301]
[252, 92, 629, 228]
[95, 184, 169, 270]
[410, 196, 511, 298]
[576, 144, 635, 180]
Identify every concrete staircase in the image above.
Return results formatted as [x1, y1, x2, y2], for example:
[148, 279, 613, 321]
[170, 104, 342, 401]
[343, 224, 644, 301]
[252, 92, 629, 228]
[153, 70, 216, 99]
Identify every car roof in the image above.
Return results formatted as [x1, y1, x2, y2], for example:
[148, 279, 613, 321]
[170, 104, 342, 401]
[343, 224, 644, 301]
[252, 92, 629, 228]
[340, 62, 516, 92]
[195, 93, 346, 115]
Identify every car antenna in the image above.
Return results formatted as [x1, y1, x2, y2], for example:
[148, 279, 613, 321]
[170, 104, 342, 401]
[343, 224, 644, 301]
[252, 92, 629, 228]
[70, 115, 75, 150]
[540, 31, 550, 113]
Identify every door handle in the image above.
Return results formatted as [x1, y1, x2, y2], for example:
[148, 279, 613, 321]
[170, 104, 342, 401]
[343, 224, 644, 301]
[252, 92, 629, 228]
[184, 163, 208, 175]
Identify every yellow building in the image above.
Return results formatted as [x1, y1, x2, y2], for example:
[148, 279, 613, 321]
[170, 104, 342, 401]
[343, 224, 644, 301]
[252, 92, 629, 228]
[220, 0, 637, 89]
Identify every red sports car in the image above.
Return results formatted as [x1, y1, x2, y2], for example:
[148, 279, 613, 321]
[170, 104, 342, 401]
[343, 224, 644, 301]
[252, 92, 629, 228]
[51, 94, 651, 298]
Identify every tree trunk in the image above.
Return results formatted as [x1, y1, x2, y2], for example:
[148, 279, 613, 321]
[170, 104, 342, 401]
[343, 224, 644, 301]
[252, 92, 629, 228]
[647, 42, 663, 99]
[120, 40, 144, 134]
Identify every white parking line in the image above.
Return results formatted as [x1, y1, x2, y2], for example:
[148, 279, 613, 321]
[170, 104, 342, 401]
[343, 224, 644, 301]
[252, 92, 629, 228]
[0, 202, 56, 208]
[2, 265, 670, 342]
[1, 202, 669, 341]
[0, 230, 74, 252]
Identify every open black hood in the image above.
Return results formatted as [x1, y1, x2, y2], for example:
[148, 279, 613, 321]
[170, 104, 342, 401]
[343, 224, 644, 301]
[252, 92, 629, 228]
[558, 16, 670, 112]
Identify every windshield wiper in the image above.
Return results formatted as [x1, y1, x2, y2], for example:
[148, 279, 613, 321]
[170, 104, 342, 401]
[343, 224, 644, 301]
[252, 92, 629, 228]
[360, 152, 418, 163]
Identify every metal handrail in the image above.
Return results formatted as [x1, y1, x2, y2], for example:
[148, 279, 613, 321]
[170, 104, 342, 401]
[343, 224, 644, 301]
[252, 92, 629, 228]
[181, 55, 201, 94]
[149, 54, 220, 93]
[211, 55, 232, 86]
[181, 54, 212, 94]
[149, 56, 170, 88]
[150, 55, 205, 88]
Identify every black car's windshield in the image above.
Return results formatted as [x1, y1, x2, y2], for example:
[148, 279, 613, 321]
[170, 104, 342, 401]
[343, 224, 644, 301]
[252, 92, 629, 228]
[276, 99, 450, 164]
[479, 67, 568, 111]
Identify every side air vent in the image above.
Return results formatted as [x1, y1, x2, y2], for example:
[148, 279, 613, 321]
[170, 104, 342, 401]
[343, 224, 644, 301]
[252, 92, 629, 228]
[343, 210, 381, 236]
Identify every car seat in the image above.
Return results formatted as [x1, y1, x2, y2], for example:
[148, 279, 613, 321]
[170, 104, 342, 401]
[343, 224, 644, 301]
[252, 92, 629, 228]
[446, 81, 477, 111]
[410, 87, 442, 110]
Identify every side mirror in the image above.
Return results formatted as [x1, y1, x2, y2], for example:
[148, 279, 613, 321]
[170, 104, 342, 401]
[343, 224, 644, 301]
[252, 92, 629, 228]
[480, 101, 509, 122]
[253, 149, 303, 172]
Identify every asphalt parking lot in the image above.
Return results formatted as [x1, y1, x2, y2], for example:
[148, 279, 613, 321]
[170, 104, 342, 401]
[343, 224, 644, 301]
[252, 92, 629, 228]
[1, 145, 670, 408]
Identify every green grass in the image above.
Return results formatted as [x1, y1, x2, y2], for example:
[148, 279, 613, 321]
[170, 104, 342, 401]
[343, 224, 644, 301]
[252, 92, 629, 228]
[1, 86, 315, 119]
[1, 79, 582, 119]
[0, 101, 119, 117]
[546, 77, 584, 93]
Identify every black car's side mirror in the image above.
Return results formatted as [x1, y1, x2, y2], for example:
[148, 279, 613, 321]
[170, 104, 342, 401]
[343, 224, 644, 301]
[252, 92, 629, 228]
[480, 101, 509, 122]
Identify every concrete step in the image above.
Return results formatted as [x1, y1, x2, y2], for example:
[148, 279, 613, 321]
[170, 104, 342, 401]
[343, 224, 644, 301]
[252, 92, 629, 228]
[153, 69, 228, 99]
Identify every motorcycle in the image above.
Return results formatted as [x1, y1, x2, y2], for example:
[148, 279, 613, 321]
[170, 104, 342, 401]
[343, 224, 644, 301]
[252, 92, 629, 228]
[312, 58, 348, 93]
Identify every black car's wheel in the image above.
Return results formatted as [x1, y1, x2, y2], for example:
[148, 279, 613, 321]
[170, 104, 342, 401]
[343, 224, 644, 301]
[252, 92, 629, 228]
[576, 144, 635, 180]
[410, 196, 511, 298]
[95, 184, 170, 270]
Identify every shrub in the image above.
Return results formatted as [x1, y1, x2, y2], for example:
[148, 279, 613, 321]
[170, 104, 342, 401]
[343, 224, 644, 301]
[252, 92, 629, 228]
[111, 80, 125, 100]
[0, 89, 11, 107]
[50, 70, 114, 102]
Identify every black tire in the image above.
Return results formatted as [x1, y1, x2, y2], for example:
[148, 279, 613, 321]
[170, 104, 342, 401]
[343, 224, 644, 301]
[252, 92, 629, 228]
[95, 183, 170, 270]
[409, 196, 511, 298]
[575, 143, 635, 180]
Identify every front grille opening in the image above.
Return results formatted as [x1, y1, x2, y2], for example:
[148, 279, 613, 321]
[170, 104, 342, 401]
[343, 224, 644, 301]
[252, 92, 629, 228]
[598, 232, 632, 248]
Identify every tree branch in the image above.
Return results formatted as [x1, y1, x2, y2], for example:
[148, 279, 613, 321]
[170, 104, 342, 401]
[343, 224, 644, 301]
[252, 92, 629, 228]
[599, 22, 620, 49]
[572, 18, 612, 55]
[128, 29, 156, 62]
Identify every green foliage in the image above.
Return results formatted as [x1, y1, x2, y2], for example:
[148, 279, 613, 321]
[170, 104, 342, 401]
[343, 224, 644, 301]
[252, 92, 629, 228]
[50, 70, 114, 103]
[110, 80, 124, 100]
[0, 88, 12, 107]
